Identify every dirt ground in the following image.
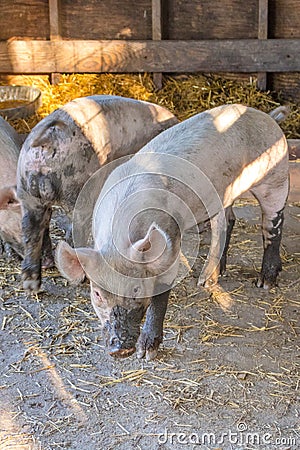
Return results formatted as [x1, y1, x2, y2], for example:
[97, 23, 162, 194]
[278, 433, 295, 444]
[0, 199, 299, 450]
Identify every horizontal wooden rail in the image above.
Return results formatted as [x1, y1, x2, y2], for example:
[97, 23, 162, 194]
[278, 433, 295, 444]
[1, 39, 300, 73]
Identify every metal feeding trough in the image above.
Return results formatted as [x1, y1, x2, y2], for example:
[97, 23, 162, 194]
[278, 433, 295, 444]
[0, 85, 42, 119]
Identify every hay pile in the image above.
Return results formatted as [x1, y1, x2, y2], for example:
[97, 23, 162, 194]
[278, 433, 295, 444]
[1, 73, 299, 138]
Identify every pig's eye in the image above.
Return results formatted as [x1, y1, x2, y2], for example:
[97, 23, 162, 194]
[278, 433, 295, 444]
[133, 286, 141, 297]
[94, 290, 103, 302]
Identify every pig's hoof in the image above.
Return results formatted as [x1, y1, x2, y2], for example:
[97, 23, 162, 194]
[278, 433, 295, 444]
[22, 274, 41, 293]
[197, 275, 218, 289]
[109, 347, 136, 358]
[197, 274, 207, 287]
[256, 278, 272, 290]
[136, 332, 161, 360]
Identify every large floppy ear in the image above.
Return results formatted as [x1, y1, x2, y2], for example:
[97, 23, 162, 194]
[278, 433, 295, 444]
[130, 222, 172, 272]
[0, 186, 20, 210]
[55, 241, 100, 285]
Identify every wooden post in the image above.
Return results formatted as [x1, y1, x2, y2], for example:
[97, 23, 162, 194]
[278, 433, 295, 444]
[152, 0, 163, 90]
[257, 0, 268, 90]
[49, 0, 61, 84]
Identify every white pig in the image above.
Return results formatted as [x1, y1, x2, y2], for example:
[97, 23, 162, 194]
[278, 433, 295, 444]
[56, 104, 289, 360]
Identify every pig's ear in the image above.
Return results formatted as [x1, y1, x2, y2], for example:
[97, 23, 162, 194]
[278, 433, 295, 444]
[55, 241, 101, 285]
[55, 241, 86, 284]
[31, 120, 70, 148]
[133, 223, 168, 254]
[0, 186, 20, 210]
[130, 222, 172, 271]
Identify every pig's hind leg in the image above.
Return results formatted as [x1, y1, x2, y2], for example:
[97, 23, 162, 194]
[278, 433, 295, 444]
[41, 225, 55, 269]
[250, 179, 289, 289]
[22, 204, 52, 291]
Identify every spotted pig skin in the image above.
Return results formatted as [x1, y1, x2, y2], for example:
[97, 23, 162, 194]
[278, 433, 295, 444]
[17, 95, 178, 291]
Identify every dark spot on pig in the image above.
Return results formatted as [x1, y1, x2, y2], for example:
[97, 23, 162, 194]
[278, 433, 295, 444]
[80, 143, 94, 162]
[28, 173, 41, 198]
[39, 173, 62, 201]
[20, 177, 27, 192]
[73, 131, 76, 136]
[269, 208, 284, 239]
[64, 164, 75, 177]
[260, 209, 284, 286]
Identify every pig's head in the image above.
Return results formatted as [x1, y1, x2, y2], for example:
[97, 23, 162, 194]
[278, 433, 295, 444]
[0, 186, 23, 257]
[56, 222, 178, 357]
[0, 186, 20, 212]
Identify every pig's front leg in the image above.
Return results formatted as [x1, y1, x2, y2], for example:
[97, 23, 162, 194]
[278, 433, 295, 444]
[136, 287, 170, 361]
[21, 204, 52, 292]
[41, 225, 55, 269]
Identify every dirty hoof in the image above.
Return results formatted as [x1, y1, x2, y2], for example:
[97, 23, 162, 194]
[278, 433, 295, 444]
[136, 332, 161, 361]
[197, 275, 218, 289]
[256, 278, 272, 290]
[22, 273, 41, 292]
[109, 347, 136, 358]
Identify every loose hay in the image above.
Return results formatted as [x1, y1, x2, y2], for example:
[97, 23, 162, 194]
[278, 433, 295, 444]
[1, 73, 299, 138]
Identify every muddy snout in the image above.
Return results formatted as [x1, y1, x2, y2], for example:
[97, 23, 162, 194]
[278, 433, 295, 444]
[104, 304, 145, 358]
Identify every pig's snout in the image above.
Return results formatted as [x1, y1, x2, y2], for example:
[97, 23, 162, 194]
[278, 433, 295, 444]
[104, 304, 145, 358]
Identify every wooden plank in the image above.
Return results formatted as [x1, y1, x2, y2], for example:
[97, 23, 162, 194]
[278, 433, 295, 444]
[152, 0, 162, 89]
[257, 0, 268, 90]
[49, 0, 61, 41]
[49, 0, 61, 84]
[269, 73, 300, 103]
[268, 0, 300, 39]
[288, 139, 300, 160]
[1, 39, 300, 74]
[288, 161, 300, 202]
[0, 0, 49, 40]
[60, 0, 152, 40]
[166, 0, 258, 40]
[268, 0, 300, 102]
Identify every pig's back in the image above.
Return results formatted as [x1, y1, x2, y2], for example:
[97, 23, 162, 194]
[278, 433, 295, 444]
[139, 104, 285, 164]
[137, 104, 288, 195]
[0, 117, 20, 186]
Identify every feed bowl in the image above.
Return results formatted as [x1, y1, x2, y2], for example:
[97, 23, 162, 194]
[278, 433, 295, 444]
[0, 85, 42, 119]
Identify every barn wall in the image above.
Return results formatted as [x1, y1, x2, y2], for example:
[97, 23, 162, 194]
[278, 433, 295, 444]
[165, 0, 258, 39]
[268, 0, 300, 101]
[0, 0, 299, 102]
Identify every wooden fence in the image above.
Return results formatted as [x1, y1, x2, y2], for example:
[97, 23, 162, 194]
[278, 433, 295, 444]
[0, 0, 299, 198]
[0, 0, 300, 101]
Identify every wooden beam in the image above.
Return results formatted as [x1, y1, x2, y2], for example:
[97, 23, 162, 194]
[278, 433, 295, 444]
[288, 139, 300, 160]
[1, 39, 300, 74]
[49, 0, 61, 84]
[257, 0, 268, 90]
[288, 161, 300, 202]
[49, 0, 61, 41]
[152, 0, 163, 90]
